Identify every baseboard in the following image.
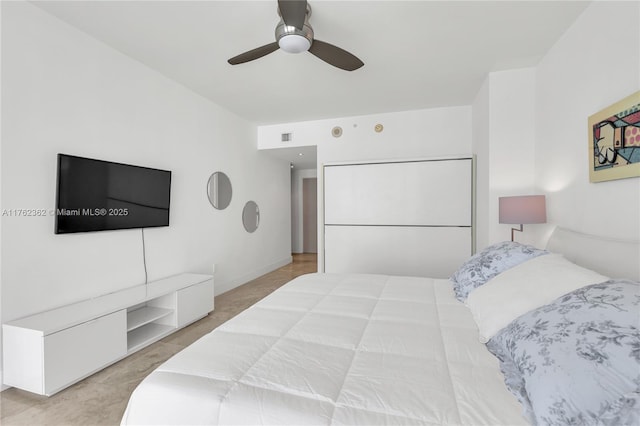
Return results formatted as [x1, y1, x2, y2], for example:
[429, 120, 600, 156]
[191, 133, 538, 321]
[215, 256, 293, 296]
[1, 369, 9, 392]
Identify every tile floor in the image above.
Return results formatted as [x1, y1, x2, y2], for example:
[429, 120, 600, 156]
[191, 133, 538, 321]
[0, 253, 317, 426]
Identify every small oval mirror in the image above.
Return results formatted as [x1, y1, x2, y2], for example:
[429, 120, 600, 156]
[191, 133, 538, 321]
[207, 172, 232, 210]
[242, 201, 260, 233]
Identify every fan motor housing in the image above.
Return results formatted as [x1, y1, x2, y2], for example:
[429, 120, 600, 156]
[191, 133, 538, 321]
[275, 4, 314, 53]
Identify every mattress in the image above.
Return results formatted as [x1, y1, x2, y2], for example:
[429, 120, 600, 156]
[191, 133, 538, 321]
[121, 273, 526, 425]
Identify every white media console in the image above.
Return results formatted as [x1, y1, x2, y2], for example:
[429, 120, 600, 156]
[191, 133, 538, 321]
[2, 272, 214, 396]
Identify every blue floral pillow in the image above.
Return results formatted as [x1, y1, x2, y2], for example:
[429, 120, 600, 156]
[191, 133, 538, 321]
[487, 279, 640, 425]
[451, 241, 547, 301]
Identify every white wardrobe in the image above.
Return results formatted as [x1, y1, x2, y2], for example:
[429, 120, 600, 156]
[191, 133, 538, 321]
[322, 157, 475, 278]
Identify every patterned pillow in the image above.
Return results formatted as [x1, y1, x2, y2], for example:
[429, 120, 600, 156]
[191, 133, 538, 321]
[450, 241, 548, 301]
[487, 279, 640, 426]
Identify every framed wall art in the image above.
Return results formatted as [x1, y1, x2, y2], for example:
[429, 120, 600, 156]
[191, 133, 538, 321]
[588, 91, 640, 183]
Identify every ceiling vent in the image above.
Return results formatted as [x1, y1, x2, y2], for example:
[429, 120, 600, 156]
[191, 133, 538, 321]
[281, 132, 292, 142]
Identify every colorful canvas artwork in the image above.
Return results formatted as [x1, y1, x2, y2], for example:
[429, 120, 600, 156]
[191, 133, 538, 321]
[588, 91, 640, 182]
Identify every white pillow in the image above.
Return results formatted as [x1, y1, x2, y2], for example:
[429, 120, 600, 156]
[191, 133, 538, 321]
[466, 253, 609, 343]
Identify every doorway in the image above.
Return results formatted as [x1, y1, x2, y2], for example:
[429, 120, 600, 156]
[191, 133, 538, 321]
[302, 177, 317, 253]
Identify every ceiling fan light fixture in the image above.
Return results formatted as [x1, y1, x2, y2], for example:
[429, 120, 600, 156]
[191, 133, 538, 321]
[228, 1, 363, 71]
[278, 34, 311, 53]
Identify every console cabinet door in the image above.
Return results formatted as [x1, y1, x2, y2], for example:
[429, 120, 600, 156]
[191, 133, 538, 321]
[43, 310, 126, 395]
[176, 280, 214, 327]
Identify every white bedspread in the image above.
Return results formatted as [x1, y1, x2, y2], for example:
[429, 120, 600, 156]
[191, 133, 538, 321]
[121, 273, 526, 425]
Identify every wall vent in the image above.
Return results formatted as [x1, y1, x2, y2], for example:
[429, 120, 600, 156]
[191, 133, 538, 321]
[281, 133, 292, 142]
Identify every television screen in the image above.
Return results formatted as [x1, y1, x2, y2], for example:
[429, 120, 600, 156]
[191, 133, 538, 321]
[55, 154, 171, 234]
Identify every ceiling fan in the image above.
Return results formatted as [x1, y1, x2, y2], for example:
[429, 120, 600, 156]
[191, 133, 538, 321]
[227, 0, 364, 71]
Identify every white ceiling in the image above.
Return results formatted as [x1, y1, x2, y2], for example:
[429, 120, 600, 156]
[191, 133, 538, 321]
[33, 0, 590, 127]
[31, 1, 590, 170]
[261, 145, 318, 170]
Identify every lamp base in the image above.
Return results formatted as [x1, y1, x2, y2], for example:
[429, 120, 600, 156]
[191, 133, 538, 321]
[510, 224, 524, 242]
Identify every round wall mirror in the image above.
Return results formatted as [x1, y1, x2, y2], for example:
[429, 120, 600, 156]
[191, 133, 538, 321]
[242, 201, 260, 233]
[207, 172, 232, 210]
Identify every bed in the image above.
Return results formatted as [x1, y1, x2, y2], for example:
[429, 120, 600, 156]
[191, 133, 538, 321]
[121, 227, 640, 425]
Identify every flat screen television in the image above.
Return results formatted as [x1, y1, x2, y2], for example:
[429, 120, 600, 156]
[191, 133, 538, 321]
[55, 154, 171, 234]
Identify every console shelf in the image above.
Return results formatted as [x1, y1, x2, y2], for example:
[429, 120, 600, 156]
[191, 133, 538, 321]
[127, 323, 174, 352]
[3, 272, 214, 396]
[127, 306, 173, 332]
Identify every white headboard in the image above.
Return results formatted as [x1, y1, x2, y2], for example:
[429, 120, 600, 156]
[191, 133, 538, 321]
[546, 227, 640, 281]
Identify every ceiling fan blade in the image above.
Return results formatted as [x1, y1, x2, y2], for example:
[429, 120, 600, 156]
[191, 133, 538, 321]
[228, 42, 280, 65]
[278, 0, 307, 30]
[308, 39, 364, 71]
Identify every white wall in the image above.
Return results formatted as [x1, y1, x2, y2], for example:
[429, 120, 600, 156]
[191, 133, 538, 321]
[472, 68, 537, 249]
[291, 168, 317, 254]
[534, 1, 640, 243]
[259, 106, 472, 269]
[260, 107, 472, 162]
[473, 1, 640, 249]
[1, 2, 291, 386]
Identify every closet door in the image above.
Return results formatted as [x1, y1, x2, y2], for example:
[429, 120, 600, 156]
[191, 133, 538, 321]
[323, 158, 474, 278]
[324, 226, 471, 278]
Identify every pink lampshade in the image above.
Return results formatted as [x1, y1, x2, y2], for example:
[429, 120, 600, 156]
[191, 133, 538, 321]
[499, 195, 547, 224]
